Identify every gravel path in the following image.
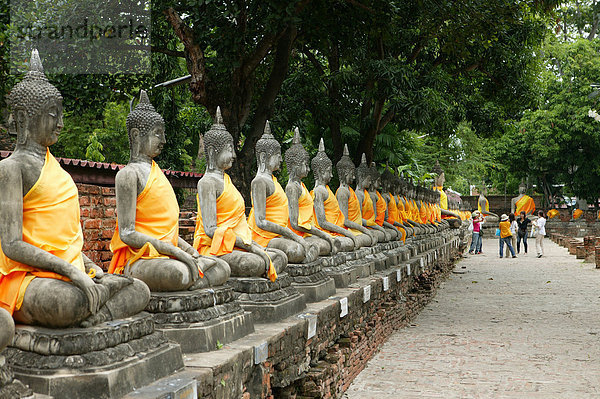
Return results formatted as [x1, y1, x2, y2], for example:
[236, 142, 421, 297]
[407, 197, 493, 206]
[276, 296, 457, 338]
[344, 238, 600, 398]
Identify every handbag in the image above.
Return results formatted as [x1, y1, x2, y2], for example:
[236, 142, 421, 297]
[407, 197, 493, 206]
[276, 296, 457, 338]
[495, 228, 500, 237]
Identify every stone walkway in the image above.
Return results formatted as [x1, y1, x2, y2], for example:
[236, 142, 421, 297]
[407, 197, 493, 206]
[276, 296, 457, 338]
[344, 238, 600, 398]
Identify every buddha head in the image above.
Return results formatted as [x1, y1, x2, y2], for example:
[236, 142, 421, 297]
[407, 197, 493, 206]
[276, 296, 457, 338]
[336, 144, 355, 186]
[381, 168, 394, 193]
[284, 127, 309, 180]
[433, 161, 444, 187]
[356, 153, 371, 189]
[369, 162, 381, 191]
[7, 49, 63, 147]
[204, 107, 236, 171]
[255, 121, 282, 174]
[311, 138, 333, 184]
[519, 181, 527, 194]
[126, 90, 165, 159]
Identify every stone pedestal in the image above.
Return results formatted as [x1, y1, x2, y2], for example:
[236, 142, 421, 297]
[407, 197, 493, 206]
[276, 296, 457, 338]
[146, 286, 255, 353]
[346, 248, 375, 278]
[320, 254, 358, 288]
[286, 260, 336, 303]
[0, 355, 32, 399]
[4, 313, 183, 399]
[227, 274, 306, 323]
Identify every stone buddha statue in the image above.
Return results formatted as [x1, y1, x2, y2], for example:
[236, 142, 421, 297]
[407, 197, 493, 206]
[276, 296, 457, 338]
[335, 144, 376, 247]
[310, 139, 358, 251]
[285, 128, 339, 255]
[355, 154, 387, 242]
[109, 91, 230, 291]
[478, 187, 499, 223]
[369, 163, 400, 240]
[194, 108, 286, 281]
[0, 50, 149, 328]
[511, 181, 535, 217]
[380, 169, 408, 242]
[248, 123, 318, 264]
[392, 176, 415, 237]
[432, 161, 461, 221]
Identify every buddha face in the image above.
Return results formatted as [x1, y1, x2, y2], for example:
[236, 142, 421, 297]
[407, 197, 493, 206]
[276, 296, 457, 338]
[268, 150, 282, 172]
[145, 123, 166, 158]
[435, 172, 445, 187]
[216, 141, 236, 171]
[344, 168, 355, 185]
[20, 97, 63, 147]
[297, 158, 309, 179]
[318, 167, 332, 185]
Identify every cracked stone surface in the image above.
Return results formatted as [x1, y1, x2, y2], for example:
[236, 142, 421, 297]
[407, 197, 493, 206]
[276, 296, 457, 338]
[345, 238, 600, 398]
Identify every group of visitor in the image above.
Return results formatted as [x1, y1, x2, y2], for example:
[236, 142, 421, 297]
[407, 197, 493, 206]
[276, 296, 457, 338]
[468, 210, 547, 258]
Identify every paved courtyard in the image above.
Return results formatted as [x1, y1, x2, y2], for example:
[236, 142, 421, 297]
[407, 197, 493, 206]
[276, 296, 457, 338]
[345, 238, 600, 398]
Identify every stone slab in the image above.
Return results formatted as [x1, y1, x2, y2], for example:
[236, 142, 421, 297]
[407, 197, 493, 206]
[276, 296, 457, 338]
[241, 291, 307, 324]
[325, 266, 358, 288]
[159, 310, 255, 353]
[12, 342, 183, 399]
[292, 276, 336, 303]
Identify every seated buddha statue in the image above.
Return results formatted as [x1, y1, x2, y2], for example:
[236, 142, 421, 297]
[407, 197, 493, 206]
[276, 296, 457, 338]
[511, 182, 535, 217]
[431, 161, 461, 222]
[194, 108, 286, 281]
[393, 177, 415, 237]
[335, 144, 377, 248]
[369, 163, 400, 240]
[248, 123, 318, 264]
[380, 169, 407, 242]
[404, 181, 426, 235]
[0, 50, 149, 328]
[109, 91, 230, 291]
[354, 154, 387, 242]
[310, 139, 358, 251]
[284, 128, 339, 256]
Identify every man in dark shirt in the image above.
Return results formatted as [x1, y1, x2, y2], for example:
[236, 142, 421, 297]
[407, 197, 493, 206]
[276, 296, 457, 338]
[516, 211, 531, 254]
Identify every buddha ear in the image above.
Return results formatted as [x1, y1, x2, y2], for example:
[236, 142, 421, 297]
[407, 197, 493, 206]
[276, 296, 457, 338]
[16, 109, 28, 145]
[207, 147, 216, 170]
[130, 127, 140, 141]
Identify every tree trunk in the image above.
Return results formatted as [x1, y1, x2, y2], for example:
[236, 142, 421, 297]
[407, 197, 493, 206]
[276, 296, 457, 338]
[327, 42, 343, 163]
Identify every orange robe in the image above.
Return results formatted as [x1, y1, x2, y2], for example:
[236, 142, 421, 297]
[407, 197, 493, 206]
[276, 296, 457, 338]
[375, 191, 387, 226]
[194, 174, 276, 282]
[573, 209, 583, 220]
[108, 161, 195, 276]
[311, 186, 347, 236]
[386, 194, 406, 242]
[515, 195, 535, 216]
[289, 182, 314, 237]
[547, 209, 559, 219]
[362, 190, 377, 226]
[433, 186, 448, 210]
[248, 176, 289, 247]
[419, 201, 427, 224]
[0, 150, 85, 315]
[396, 196, 408, 223]
[334, 187, 363, 236]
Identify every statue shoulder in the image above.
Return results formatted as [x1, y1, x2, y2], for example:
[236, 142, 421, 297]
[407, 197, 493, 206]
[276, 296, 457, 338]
[198, 174, 223, 198]
[115, 164, 145, 194]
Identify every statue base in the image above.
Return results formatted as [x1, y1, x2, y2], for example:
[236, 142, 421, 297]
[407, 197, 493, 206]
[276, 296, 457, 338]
[146, 286, 255, 353]
[320, 255, 358, 288]
[347, 248, 375, 278]
[0, 356, 33, 399]
[227, 274, 306, 323]
[287, 260, 336, 303]
[4, 313, 183, 399]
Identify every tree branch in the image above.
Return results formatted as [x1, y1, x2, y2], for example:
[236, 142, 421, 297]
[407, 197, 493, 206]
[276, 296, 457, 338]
[302, 48, 326, 76]
[151, 46, 185, 58]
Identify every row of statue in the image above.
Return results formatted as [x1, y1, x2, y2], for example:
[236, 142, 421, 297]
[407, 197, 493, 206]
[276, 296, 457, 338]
[0, 50, 469, 397]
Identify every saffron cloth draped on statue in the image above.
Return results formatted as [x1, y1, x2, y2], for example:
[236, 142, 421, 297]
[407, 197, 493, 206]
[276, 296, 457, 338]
[248, 176, 289, 247]
[515, 195, 535, 216]
[289, 182, 314, 237]
[0, 150, 85, 315]
[311, 186, 347, 236]
[109, 161, 187, 275]
[362, 190, 377, 226]
[375, 191, 386, 226]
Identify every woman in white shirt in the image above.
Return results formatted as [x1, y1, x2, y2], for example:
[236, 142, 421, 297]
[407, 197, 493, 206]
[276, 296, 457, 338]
[534, 210, 546, 258]
[509, 213, 518, 255]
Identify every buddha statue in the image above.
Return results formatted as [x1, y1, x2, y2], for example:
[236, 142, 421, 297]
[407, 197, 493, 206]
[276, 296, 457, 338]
[380, 169, 407, 242]
[0, 50, 149, 329]
[403, 181, 425, 235]
[194, 108, 286, 281]
[369, 163, 400, 240]
[334, 144, 377, 248]
[392, 176, 415, 238]
[477, 187, 499, 223]
[310, 139, 357, 251]
[285, 128, 339, 255]
[109, 91, 230, 290]
[354, 154, 387, 242]
[248, 123, 318, 264]
[432, 161, 461, 221]
[511, 181, 535, 217]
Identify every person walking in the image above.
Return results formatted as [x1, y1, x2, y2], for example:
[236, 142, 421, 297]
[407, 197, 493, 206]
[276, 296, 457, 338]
[535, 210, 546, 258]
[468, 211, 483, 255]
[499, 214, 517, 258]
[516, 211, 530, 254]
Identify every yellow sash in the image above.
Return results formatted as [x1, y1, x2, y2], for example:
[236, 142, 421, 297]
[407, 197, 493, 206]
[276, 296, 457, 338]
[361, 189, 376, 226]
[248, 176, 289, 247]
[289, 182, 314, 237]
[433, 186, 448, 210]
[0, 150, 85, 315]
[515, 195, 535, 216]
[312, 186, 348, 236]
[109, 161, 183, 275]
[375, 191, 386, 226]
[547, 209, 559, 219]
